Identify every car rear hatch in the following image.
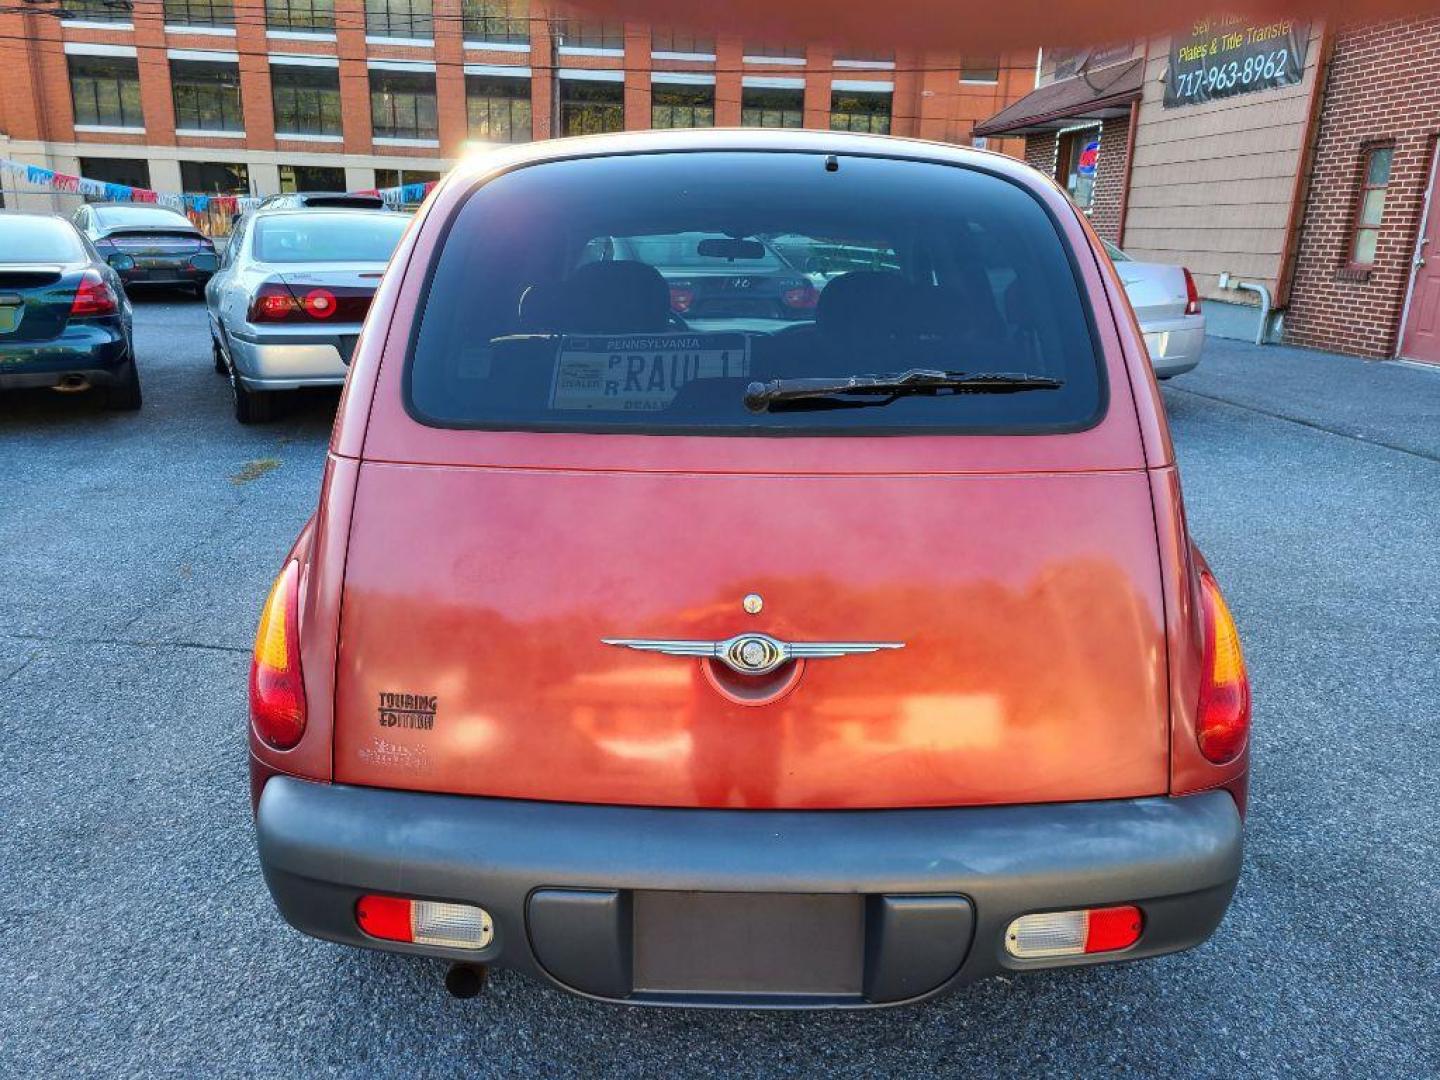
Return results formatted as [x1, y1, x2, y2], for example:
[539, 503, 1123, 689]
[0, 265, 82, 342]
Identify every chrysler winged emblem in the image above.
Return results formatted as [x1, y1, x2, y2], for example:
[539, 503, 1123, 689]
[601, 632, 904, 676]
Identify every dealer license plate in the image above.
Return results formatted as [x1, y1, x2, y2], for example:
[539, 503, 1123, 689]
[550, 333, 749, 412]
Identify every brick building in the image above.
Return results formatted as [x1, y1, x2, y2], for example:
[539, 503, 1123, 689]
[979, 20, 1440, 366]
[0, 0, 1032, 210]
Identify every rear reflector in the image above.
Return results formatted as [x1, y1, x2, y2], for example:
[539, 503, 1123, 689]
[355, 895, 494, 950]
[1004, 905, 1143, 958]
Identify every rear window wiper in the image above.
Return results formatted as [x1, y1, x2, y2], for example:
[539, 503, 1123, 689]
[743, 368, 1064, 412]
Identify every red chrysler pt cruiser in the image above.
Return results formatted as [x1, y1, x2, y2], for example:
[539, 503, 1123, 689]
[250, 129, 1249, 1009]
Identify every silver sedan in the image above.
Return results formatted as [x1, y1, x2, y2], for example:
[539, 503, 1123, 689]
[205, 208, 409, 422]
[1103, 240, 1206, 379]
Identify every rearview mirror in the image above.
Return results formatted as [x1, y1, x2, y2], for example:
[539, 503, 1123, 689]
[696, 238, 766, 260]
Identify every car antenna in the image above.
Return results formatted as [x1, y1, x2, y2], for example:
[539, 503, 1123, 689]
[824, 155, 840, 173]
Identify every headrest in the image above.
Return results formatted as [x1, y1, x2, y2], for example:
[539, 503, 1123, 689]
[547, 260, 674, 333]
[815, 271, 913, 342]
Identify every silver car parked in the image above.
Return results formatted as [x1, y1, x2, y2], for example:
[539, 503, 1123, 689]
[206, 208, 409, 422]
[1103, 240, 1205, 379]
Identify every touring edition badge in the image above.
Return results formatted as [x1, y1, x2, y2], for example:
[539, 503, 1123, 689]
[377, 691, 438, 730]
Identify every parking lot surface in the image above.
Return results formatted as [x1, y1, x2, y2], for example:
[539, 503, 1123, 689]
[1, 297, 1437, 1078]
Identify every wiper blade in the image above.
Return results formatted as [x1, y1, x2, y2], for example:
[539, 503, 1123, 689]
[743, 368, 1064, 412]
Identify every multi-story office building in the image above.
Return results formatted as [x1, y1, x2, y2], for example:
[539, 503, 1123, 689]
[0, 0, 1035, 209]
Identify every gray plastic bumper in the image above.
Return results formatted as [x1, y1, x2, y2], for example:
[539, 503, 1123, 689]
[256, 777, 1242, 1008]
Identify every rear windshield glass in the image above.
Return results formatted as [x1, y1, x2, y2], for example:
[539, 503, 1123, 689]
[0, 216, 86, 263]
[409, 153, 1104, 434]
[95, 206, 194, 230]
[253, 214, 408, 264]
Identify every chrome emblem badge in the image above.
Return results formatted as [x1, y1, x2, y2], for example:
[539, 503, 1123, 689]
[601, 633, 904, 676]
[742, 593, 764, 615]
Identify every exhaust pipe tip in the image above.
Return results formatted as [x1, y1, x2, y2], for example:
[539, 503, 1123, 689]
[444, 962, 487, 999]
[54, 374, 91, 393]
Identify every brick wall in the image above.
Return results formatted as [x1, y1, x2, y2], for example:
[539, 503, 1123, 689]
[1286, 18, 1440, 358]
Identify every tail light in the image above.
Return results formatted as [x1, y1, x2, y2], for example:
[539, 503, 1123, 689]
[1183, 268, 1202, 316]
[782, 282, 820, 310]
[1005, 905, 1143, 958]
[249, 279, 372, 322]
[1196, 571, 1250, 764]
[250, 560, 306, 750]
[69, 270, 119, 317]
[356, 895, 495, 949]
[669, 284, 695, 314]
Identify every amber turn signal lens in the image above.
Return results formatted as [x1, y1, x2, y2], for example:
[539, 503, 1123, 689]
[249, 560, 306, 750]
[1196, 572, 1250, 764]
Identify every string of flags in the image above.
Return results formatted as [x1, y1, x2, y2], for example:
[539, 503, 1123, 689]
[0, 156, 438, 212]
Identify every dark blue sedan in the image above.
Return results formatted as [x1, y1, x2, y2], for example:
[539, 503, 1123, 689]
[0, 212, 140, 410]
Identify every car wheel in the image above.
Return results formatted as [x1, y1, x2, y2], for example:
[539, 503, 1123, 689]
[230, 363, 274, 424]
[104, 359, 143, 411]
[212, 336, 227, 374]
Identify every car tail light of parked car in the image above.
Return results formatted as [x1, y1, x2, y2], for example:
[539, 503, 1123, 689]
[248, 279, 373, 323]
[668, 283, 695, 313]
[1184, 267, 1202, 315]
[782, 282, 821, 310]
[249, 560, 306, 750]
[1005, 906, 1144, 958]
[68, 270, 120, 318]
[1196, 572, 1251, 764]
[356, 895, 495, 950]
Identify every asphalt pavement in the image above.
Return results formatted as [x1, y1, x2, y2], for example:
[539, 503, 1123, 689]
[0, 298, 1436, 1078]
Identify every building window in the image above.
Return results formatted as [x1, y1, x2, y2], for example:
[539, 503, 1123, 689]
[466, 74, 531, 142]
[375, 168, 441, 188]
[741, 86, 803, 128]
[266, 0, 334, 33]
[279, 164, 346, 192]
[1350, 146, 1394, 268]
[365, 0, 432, 40]
[179, 160, 250, 194]
[171, 59, 244, 132]
[836, 49, 894, 66]
[830, 88, 891, 134]
[652, 82, 714, 128]
[68, 55, 143, 128]
[558, 78, 623, 135]
[744, 42, 805, 61]
[62, 0, 132, 23]
[961, 56, 1001, 83]
[652, 28, 713, 56]
[370, 69, 438, 139]
[79, 157, 151, 197]
[163, 0, 235, 28]
[1058, 127, 1100, 210]
[462, 0, 528, 45]
[557, 18, 624, 51]
[271, 63, 342, 137]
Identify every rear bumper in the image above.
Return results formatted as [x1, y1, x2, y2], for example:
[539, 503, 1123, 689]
[256, 777, 1244, 1008]
[1142, 315, 1206, 378]
[226, 325, 352, 389]
[0, 324, 130, 389]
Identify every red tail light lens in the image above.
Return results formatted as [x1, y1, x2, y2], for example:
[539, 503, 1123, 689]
[782, 282, 820, 310]
[69, 270, 119, 317]
[249, 281, 302, 323]
[249, 560, 306, 750]
[1183, 268, 1202, 316]
[1197, 572, 1250, 763]
[669, 285, 695, 314]
[302, 288, 337, 319]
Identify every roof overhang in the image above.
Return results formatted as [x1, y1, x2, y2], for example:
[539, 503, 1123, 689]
[974, 58, 1144, 138]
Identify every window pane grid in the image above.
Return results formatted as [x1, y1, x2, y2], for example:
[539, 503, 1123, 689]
[62, 0, 132, 22]
[266, 0, 334, 33]
[1350, 146, 1394, 268]
[271, 64, 342, 136]
[652, 28, 713, 55]
[558, 18, 624, 50]
[462, 0, 529, 44]
[652, 83, 714, 128]
[370, 69, 438, 139]
[163, 0, 235, 27]
[466, 75, 531, 141]
[365, 0, 433, 39]
[68, 55, 143, 127]
[830, 91, 892, 135]
[741, 87, 803, 128]
[170, 59, 245, 131]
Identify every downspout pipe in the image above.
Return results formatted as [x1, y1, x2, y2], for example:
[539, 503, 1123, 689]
[1235, 282, 1273, 346]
